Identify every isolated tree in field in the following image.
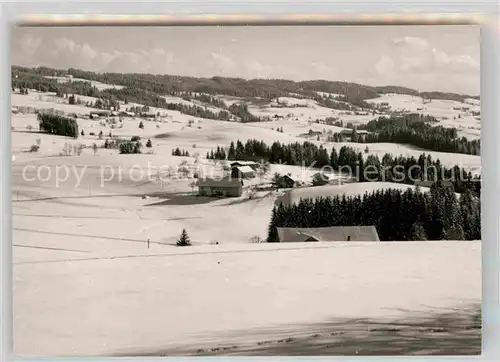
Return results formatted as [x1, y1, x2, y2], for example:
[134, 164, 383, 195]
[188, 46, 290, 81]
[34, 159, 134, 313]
[68, 94, 76, 105]
[257, 160, 271, 179]
[177, 228, 191, 246]
[93, 143, 98, 155]
[188, 180, 197, 192]
[146, 139, 152, 148]
[98, 130, 103, 139]
[139, 120, 144, 129]
[81, 129, 85, 136]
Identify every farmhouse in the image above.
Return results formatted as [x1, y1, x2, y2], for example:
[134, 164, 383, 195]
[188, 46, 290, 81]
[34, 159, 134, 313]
[119, 111, 135, 117]
[229, 160, 259, 170]
[141, 112, 157, 118]
[198, 177, 243, 198]
[276, 226, 380, 243]
[281, 174, 296, 188]
[302, 130, 322, 138]
[339, 129, 370, 137]
[90, 110, 111, 118]
[231, 166, 256, 179]
[312, 172, 331, 186]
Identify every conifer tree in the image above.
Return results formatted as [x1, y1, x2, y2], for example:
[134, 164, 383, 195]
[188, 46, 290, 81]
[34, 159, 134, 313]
[330, 147, 338, 169]
[409, 222, 427, 241]
[267, 207, 280, 242]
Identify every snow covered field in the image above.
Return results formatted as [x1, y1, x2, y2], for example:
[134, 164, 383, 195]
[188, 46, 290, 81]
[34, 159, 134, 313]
[366, 93, 481, 139]
[277, 182, 434, 207]
[11, 84, 481, 357]
[14, 240, 481, 357]
[44, 76, 125, 90]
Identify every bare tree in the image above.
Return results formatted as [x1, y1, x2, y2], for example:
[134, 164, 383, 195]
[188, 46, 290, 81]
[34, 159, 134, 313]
[257, 160, 271, 179]
[247, 185, 257, 200]
[249, 236, 264, 243]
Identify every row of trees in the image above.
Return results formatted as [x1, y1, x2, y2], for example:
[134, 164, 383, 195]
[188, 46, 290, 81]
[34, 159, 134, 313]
[172, 148, 191, 157]
[206, 139, 481, 196]
[37, 113, 79, 138]
[228, 103, 261, 122]
[267, 182, 481, 242]
[313, 94, 355, 111]
[13, 66, 479, 109]
[206, 146, 226, 160]
[350, 116, 480, 155]
[12, 66, 479, 127]
[119, 140, 142, 154]
[189, 93, 228, 109]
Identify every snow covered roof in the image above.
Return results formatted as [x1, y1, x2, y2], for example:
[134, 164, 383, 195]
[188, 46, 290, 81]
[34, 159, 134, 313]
[235, 166, 255, 174]
[229, 160, 259, 166]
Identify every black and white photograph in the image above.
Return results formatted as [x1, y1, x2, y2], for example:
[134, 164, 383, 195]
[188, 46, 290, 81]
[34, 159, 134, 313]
[11, 23, 481, 357]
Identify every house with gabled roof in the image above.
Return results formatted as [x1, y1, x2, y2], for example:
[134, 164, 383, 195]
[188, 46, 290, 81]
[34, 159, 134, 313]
[231, 165, 256, 179]
[276, 226, 380, 243]
[197, 177, 243, 198]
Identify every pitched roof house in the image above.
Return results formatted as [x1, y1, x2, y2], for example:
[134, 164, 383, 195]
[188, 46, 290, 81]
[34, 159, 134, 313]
[276, 226, 380, 242]
[280, 174, 296, 188]
[229, 160, 259, 170]
[231, 165, 256, 179]
[312, 172, 331, 186]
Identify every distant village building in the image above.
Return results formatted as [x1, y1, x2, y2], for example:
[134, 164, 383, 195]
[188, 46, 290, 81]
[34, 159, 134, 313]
[90, 110, 111, 118]
[119, 111, 135, 117]
[141, 112, 157, 118]
[303, 130, 322, 137]
[11, 107, 19, 114]
[231, 165, 256, 179]
[280, 174, 296, 188]
[198, 177, 243, 198]
[276, 226, 380, 243]
[339, 129, 370, 137]
[311, 172, 331, 186]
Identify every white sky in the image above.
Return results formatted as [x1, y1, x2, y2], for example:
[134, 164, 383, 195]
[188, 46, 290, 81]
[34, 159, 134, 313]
[12, 25, 480, 95]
